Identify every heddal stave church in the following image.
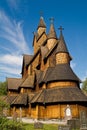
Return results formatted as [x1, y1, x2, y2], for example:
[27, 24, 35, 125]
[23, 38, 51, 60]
[5, 16, 87, 119]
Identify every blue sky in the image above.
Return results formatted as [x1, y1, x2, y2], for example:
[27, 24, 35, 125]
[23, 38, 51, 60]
[0, 0, 87, 82]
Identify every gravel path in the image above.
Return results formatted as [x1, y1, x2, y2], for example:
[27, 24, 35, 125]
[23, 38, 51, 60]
[7, 117, 67, 124]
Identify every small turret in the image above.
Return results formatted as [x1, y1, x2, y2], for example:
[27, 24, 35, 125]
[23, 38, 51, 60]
[47, 18, 57, 49]
[37, 16, 46, 35]
[56, 26, 72, 64]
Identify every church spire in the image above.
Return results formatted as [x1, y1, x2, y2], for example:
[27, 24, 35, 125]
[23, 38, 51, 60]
[37, 16, 46, 29]
[47, 17, 57, 39]
[56, 26, 69, 53]
[56, 26, 72, 65]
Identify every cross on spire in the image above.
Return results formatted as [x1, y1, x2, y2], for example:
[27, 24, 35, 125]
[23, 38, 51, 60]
[49, 17, 54, 24]
[58, 26, 64, 32]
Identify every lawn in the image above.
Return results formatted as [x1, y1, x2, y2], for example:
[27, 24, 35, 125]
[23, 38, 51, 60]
[24, 123, 58, 130]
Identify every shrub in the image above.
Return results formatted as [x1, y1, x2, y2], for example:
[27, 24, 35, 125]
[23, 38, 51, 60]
[0, 116, 25, 130]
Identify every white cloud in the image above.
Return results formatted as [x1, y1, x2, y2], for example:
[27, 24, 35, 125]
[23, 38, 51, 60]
[0, 11, 30, 54]
[0, 54, 22, 66]
[0, 65, 21, 75]
[0, 10, 30, 81]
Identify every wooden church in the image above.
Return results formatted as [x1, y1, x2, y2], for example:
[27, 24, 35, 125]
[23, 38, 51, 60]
[5, 16, 87, 119]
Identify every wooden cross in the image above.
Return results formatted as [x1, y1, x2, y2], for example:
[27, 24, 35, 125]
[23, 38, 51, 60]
[58, 26, 64, 32]
[49, 17, 54, 24]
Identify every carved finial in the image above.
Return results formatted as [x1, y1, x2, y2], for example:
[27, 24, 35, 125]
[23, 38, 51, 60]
[49, 17, 54, 24]
[58, 26, 64, 33]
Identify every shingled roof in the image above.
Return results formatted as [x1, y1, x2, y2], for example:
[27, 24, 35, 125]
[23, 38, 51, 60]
[45, 64, 81, 83]
[7, 78, 22, 90]
[38, 63, 81, 84]
[41, 45, 49, 59]
[44, 41, 58, 59]
[4, 95, 17, 104]
[56, 31, 68, 53]
[48, 23, 57, 39]
[37, 16, 46, 29]
[31, 87, 87, 104]
[23, 54, 33, 67]
[21, 54, 33, 74]
[20, 75, 35, 88]
[11, 93, 28, 105]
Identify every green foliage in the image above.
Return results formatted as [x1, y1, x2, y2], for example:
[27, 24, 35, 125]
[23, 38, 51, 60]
[24, 123, 58, 130]
[0, 98, 10, 116]
[0, 81, 7, 95]
[0, 117, 25, 130]
[82, 78, 87, 93]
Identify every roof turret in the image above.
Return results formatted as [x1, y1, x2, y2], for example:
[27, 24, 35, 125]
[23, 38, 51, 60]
[47, 18, 57, 39]
[56, 26, 68, 53]
[37, 16, 46, 29]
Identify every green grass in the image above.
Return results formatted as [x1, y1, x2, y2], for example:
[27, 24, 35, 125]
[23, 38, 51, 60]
[24, 123, 58, 130]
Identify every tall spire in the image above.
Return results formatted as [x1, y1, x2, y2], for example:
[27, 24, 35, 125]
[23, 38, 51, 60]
[37, 16, 46, 29]
[47, 17, 57, 39]
[56, 26, 69, 53]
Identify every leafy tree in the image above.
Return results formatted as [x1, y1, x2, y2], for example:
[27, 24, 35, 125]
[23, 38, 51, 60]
[0, 81, 7, 95]
[82, 78, 87, 94]
[0, 98, 10, 117]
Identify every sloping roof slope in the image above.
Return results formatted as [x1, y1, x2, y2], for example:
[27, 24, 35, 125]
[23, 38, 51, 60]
[40, 64, 81, 83]
[23, 54, 33, 66]
[7, 78, 22, 90]
[31, 87, 87, 104]
[11, 93, 28, 105]
[20, 75, 35, 88]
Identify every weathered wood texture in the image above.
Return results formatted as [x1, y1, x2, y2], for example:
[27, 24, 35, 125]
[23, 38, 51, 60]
[56, 53, 70, 64]
[47, 81, 77, 88]
[30, 104, 87, 119]
[47, 39, 57, 49]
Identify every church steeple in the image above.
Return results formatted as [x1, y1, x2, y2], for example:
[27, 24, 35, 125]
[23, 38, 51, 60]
[47, 18, 57, 49]
[48, 18, 57, 39]
[56, 26, 72, 65]
[56, 26, 68, 53]
[37, 16, 46, 29]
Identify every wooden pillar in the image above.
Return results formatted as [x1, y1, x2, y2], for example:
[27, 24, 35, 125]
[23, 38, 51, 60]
[36, 105, 39, 119]
[76, 104, 79, 118]
[29, 103, 31, 117]
[59, 104, 61, 119]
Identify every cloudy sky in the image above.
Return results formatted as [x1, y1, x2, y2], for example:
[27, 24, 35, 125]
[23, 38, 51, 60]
[0, 0, 87, 82]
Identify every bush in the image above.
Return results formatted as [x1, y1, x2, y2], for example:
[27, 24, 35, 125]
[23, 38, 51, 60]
[0, 116, 25, 130]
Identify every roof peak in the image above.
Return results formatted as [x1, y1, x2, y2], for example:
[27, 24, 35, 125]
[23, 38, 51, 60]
[37, 16, 46, 29]
[47, 20, 57, 39]
[58, 26, 64, 39]
[56, 26, 69, 53]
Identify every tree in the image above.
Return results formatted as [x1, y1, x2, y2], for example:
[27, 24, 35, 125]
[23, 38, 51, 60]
[82, 78, 87, 94]
[0, 81, 7, 95]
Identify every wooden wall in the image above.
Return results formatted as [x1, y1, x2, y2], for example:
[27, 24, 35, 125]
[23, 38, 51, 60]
[56, 53, 70, 64]
[47, 39, 57, 50]
[47, 81, 77, 88]
[34, 33, 47, 54]
[30, 104, 87, 119]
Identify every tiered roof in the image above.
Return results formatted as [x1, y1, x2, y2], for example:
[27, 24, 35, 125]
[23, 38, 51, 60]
[6, 16, 87, 107]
